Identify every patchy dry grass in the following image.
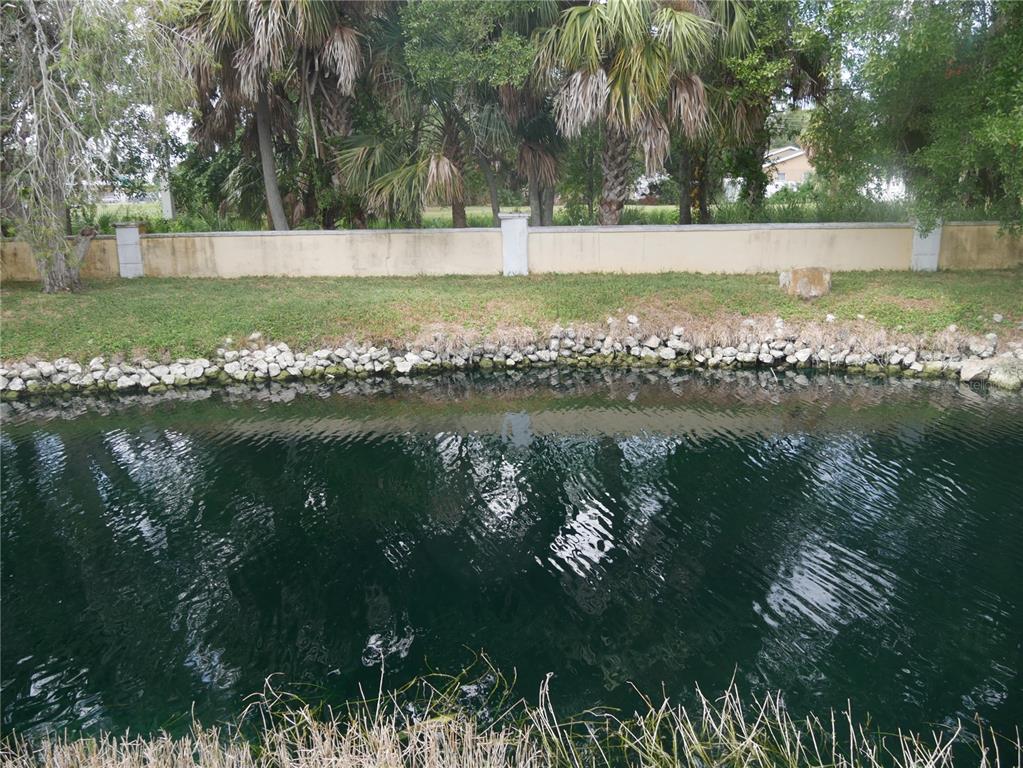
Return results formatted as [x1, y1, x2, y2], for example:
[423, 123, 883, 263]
[1, 270, 1020, 361]
[2, 680, 1017, 768]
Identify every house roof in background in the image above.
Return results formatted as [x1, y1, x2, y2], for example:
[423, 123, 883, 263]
[763, 145, 806, 167]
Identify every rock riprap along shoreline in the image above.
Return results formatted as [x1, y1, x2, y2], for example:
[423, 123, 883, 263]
[2, 317, 1022, 400]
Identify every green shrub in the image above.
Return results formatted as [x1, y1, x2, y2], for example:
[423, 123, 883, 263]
[620, 207, 678, 225]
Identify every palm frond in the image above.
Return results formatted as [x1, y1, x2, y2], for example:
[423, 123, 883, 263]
[335, 133, 400, 191]
[555, 4, 608, 72]
[604, 0, 651, 50]
[319, 25, 362, 95]
[205, 0, 248, 53]
[668, 73, 708, 138]
[637, 110, 670, 172]
[366, 154, 429, 218]
[467, 102, 513, 156]
[236, 0, 288, 98]
[554, 69, 609, 138]
[425, 152, 464, 205]
[710, 0, 751, 58]
[652, 7, 715, 70]
[607, 38, 671, 130]
[289, 0, 335, 46]
[518, 143, 558, 188]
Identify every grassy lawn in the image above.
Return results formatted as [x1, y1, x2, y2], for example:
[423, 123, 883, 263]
[2, 270, 1020, 361]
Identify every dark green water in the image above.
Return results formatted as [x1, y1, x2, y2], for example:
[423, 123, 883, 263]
[2, 372, 1022, 739]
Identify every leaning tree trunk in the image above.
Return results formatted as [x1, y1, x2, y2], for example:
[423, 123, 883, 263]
[598, 125, 632, 225]
[255, 89, 290, 231]
[38, 225, 95, 293]
[38, 241, 77, 293]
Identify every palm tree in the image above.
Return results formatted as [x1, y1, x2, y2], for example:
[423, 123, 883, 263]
[538, 0, 749, 225]
[497, 81, 562, 227]
[182, 0, 369, 231]
[332, 10, 466, 228]
[336, 106, 468, 228]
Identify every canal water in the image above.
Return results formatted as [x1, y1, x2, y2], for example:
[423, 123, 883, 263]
[2, 371, 1021, 738]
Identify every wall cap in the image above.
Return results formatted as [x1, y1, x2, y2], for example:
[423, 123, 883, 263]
[531, 222, 920, 233]
[3, 221, 1007, 244]
[138, 227, 502, 239]
[1, 235, 116, 241]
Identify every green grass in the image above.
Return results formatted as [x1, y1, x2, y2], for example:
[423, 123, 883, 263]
[95, 201, 164, 219]
[2, 270, 1020, 361]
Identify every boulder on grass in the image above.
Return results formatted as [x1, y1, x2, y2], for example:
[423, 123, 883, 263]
[780, 267, 832, 300]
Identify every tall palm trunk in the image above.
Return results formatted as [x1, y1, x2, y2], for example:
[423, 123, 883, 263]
[527, 172, 541, 226]
[541, 185, 555, 226]
[599, 125, 632, 225]
[479, 157, 500, 226]
[695, 152, 712, 224]
[318, 82, 367, 228]
[451, 199, 467, 228]
[676, 149, 693, 225]
[256, 89, 289, 231]
[443, 115, 468, 228]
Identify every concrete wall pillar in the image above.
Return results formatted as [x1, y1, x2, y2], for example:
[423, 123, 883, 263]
[114, 223, 144, 278]
[159, 182, 175, 219]
[911, 222, 942, 272]
[499, 213, 529, 276]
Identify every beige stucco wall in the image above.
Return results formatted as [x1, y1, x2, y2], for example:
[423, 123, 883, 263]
[938, 223, 1022, 270]
[0, 237, 119, 282]
[2, 223, 1017, 281]
[141, 230, 503, 278]
[528, 224, 915, 274]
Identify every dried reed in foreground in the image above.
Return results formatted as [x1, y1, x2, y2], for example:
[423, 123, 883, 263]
[2, 681, 1019, 768]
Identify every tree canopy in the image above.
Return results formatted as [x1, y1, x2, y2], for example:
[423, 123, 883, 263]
[1, 0, 188, 290]
[806, 0, 1022, 229]
[2, 0, 1020, 291]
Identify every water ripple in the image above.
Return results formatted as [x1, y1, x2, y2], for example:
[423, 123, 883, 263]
[1, 373, 1021, 738]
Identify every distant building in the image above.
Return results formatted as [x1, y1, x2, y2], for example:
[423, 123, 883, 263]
[723, 144, 907, 203]
[722, 145, 814, 201]
[762, 145, 813, 195]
